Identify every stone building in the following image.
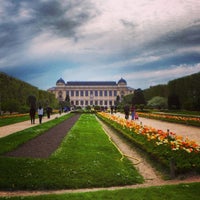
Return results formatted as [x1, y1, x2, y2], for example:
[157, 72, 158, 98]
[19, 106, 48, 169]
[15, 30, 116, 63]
[47, 78, 134, 108]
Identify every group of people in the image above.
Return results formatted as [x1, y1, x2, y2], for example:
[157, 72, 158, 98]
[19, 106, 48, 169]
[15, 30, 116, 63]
[29, 106, 52, 124]
[124, 105, 138, 120]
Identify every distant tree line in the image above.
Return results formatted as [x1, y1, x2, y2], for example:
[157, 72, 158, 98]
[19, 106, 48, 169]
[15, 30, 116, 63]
[143, 72, 200, 111]
[0, 72, 58, 114]
[119, 72, 200, 111]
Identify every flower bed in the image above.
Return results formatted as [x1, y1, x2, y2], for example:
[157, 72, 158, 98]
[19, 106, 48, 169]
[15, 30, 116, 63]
[0, 113, 28, 119]
[138, 112, 200, 127]
[97, 112, 200, 175]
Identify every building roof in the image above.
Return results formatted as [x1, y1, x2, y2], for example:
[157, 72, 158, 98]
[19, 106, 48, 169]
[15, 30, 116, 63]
[47, 87, 56, 91]
[66, 81, 117, 86]
[56, 78, 65, 85]
[118, 78, 127, 85]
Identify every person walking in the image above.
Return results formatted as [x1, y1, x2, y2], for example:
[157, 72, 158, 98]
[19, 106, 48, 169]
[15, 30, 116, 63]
[38, 106, 44, 124]
[46, 107, 51, 119]
[124, 104, 130, 120]
[29, 106, 36, 124]
[131, 105, 135, 120]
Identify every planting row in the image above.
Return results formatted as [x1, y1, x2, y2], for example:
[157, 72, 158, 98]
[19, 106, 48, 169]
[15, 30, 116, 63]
[97, 112, 200, 175]
[138, 112, 200, 127]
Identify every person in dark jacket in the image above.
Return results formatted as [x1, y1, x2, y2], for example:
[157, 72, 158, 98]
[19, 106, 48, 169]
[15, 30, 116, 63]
[124, 104, 130, 120]
[29, 106, 36, 124]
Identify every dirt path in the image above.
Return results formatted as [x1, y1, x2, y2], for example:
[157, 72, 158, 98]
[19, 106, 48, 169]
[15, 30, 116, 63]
[97, 118, 163, 185]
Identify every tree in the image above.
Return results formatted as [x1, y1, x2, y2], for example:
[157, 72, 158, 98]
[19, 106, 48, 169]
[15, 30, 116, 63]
[3, 99, 20, 113]
[147, 96, 167, 109]
[168, 93, 180, 109]
[27, 95, 36, 108]
[132, 89, 146, 106]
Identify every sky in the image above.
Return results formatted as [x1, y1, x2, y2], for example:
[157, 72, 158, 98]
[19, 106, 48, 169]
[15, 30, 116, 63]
[0, 0, 200, 90]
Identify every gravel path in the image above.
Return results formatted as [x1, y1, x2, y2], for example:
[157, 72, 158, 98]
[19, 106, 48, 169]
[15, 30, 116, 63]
[115, 113, 200, 145]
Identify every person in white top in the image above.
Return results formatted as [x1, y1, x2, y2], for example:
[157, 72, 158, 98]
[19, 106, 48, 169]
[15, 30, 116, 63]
[38, 106, 44, 124]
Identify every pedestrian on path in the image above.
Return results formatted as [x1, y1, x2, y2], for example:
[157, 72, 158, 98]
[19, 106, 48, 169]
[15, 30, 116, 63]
[46, 107, 52, 119]
[124, 104, 130, 120]
[29, 106, 36, 124]
[131, 105, 135, 120]
[38, 106, 44, 124]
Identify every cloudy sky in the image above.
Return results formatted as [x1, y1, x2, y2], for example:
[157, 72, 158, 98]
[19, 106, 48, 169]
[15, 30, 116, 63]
[0, 0, 200, 90]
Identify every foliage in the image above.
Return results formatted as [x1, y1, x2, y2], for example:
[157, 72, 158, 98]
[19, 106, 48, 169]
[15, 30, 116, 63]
[168, 93, 181, 109]
[98, 112, 200, 175]
[0, 72, 59, 113]
[0, 114, 143, 190]
[143, 72, 200, 111]
[143, 84, 168, 101]
[132, 89, 146, 106]
[147, 96, 168, 109]
[0, 114, 30, 127]
[0, 183, 200, 199]
[138, 112, 200, 127]
[119, 89, 146, 111]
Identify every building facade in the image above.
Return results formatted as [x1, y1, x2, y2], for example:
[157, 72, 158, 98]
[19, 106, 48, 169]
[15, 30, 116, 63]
[47, 78, 134, 108]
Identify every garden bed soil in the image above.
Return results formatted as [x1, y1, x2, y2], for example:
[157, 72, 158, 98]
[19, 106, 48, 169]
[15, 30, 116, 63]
[5, 114, 80, 158]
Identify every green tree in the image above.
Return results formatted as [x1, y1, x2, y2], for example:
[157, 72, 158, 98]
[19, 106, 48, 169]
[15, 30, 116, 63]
[168, 93, 180, 110]
[132, 89, 146, 106]
[147, 96, 167, 109]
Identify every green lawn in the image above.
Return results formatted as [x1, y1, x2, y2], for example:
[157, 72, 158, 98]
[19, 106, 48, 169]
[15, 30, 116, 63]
[0, 115, 30, 127]
[0, 113, 75, 154]
[0, 114, 143, 190]
[0, 182, 200, 200]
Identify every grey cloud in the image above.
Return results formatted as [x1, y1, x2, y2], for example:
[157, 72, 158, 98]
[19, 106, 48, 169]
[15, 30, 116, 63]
[148, 23, 200, 50]
[0, 0, 95, 57]
[120, 19, 137, 29]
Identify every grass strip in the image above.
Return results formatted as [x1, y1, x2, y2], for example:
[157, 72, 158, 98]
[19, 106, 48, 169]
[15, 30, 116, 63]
[0, 182, 200, 199]
[0, 113, 75, 154]
[0, 115, 30, 127]
[0, 114, 143, 190]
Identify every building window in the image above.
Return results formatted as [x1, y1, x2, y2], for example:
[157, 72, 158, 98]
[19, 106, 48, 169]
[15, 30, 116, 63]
[80, 91, 84, 96]
[100, 100, 103, 105]
[114, 91, 117, 96]
[58, 91, 63, 98]
[104, 100, 107, 105]
[104, 90, 107, 96]
[71, 101, 74, 105]
[85, 100, 88, 105]
[95, 90, 98, 96]
[90, 100, 93, 105]
[90, 91, 93, 95]
[109, 101, 112, 106]
[76, 91, 79, 96]
[80, 100, 84, 105]
[99, 90, 103, 96]
[109, 90, 112, 96]
[71, 91, 74, 96]
[95, 100, 98, 105]
[76, 100, 79, 105]
[85, 90, 88, 96]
